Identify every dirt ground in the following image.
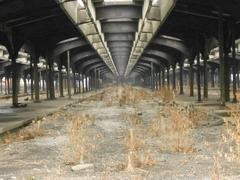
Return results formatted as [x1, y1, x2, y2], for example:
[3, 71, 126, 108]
[0, 86, 239, 180]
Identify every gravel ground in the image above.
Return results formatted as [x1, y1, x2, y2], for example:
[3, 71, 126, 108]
[0, 88, 239, 180]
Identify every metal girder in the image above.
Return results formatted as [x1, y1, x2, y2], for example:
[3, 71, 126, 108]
[125, 0, 177, 76]
[85, 63, 106, 74]
[53, 38, 88, 57]
[152, 37, 188, 56]
[133, 68, 147, 75]
[105, 33, 135, 42]
[137, 62, 152, 69]
[96, 4, 142, 20]
[78, 58, 101, 72]
[144, 49, 176, 65]
[107, 41, 133, 48]
[71, 51, 97, 64]
[101, 22, 138, 33]
[135, 65, 150, 74]
[59, 0, 118, 75]
[140, 57, 165, 69]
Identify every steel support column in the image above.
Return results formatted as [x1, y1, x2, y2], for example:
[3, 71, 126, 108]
[189, 62, 194, 96]
[179, 63, 184, 95]
[33, 60, 40, 102]
[67, 51, 71, 99]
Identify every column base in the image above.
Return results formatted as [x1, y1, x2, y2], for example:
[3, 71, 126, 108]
[34, 100, 41, 103]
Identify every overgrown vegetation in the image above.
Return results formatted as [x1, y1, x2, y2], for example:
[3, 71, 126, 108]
[3, 119, 44, 144]
[154, 87, 175, 103]
[149, 104, 204, 153]
[64, 113, 97, 165]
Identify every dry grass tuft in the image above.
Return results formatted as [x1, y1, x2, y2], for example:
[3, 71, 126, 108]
[211, 155, 221, 180]
[123, 111, 142, 127]
[123, 128, 155, 172]
[99, 85, 151, 107]
[123, 129, 143, 151]
[219, 104, 240, 163]
[18, 120, 44, 140]
[64, 113, 96, 165]
[148, 104, 204, 153]
[3, 120, 44, 144]
[154, 87, 175, 103]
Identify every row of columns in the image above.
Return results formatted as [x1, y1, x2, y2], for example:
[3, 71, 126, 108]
[141, 60, 240, 103]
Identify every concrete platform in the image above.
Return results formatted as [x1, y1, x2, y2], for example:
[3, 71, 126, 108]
[0, 92, 98, 135]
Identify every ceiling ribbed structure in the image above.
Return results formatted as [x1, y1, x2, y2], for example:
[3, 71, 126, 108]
[94, 0, 142, 76]
[56, 0, 176, 78]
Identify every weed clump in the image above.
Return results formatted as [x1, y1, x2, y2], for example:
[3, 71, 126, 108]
[64, 113, 96, 165]
[149, 104, 204, 153]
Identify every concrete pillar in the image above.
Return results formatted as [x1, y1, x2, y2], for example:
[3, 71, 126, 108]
[67, 51, 71, 99]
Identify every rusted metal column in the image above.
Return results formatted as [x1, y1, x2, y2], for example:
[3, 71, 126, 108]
[23, 74, 27, 94]
[172, 65, 176, 90]
[203, 57, 208, 100]
[58, 67, 64, 97]
[30, 61, 34, 100]
[189, 62, 194, 96]
[67, 50, 71, 99]
[0, 77, 2, 94]
[218, 11, 226, 105]
[162, 69, 165, 88]
[167, 67, 170, 89]
[211, 68, 216, 88]
[196, 51, 201, 102]
[73, 71, 76, 94]
[33, 59, 40, 102]
[179, 63, 184, 95]
[11, 55, 19, 107]
[78, 73, 81, 93]
[232, 24, 237, 102]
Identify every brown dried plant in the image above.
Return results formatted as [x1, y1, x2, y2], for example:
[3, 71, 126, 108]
[149, 104, 200, 153]
[18, 120, 44, 140]
[3, 120, 44, 144]
[210, 155, 221, 180]
[221, 104, 240, 163]
[155, 87, 175, 103]
[64, 113, 96, 165]
[123, 111, 142, 127]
